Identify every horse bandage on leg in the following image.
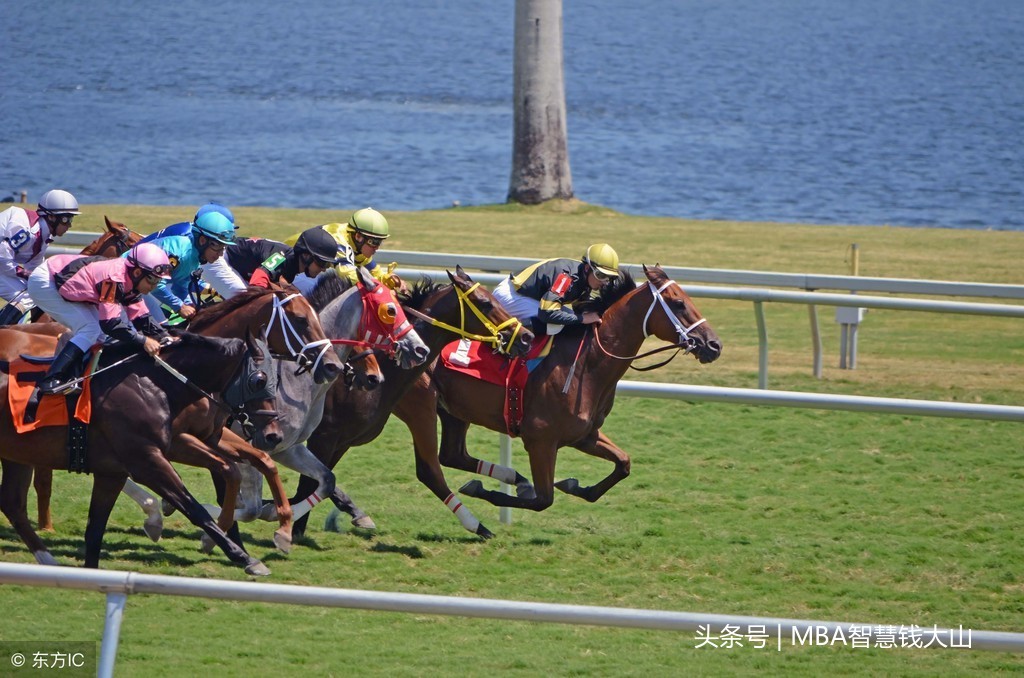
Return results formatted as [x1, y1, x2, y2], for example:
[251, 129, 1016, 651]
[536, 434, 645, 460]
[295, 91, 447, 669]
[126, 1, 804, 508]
[444, 493, 480, 533]
[476, 460, 517, 485]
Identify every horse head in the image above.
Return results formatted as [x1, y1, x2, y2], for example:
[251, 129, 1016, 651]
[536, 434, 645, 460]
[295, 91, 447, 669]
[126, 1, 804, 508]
[80, 216, 144, 257]
[356, 266, 430, 370]
[640, 265, 722, 364]
[441, 265, 534, 358]
[221, 331, 283, 451]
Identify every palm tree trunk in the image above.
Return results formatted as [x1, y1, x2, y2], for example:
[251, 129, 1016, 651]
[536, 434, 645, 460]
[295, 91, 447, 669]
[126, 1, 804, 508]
[507, 0, 574, 205]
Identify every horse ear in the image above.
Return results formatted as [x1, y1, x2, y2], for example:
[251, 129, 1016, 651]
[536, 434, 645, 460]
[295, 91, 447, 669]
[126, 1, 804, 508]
[358, 266, 378, 290]
[244, 328, 264, 360]
[104, 215, 115, 231]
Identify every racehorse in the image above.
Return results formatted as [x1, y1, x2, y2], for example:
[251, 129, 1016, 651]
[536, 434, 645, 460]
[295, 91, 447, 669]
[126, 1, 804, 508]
[206, 268, 430, 545]
[430, 265, 721, 515]
[301, 267, 535, 539]
[32, 285, 350, 549]
[0, 329, 282, 574]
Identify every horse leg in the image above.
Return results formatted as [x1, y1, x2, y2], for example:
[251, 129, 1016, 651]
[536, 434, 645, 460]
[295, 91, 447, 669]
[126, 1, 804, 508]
[121, 478, 164, 542]
[303, 428, 373, 534]
[555, 429, 631, 502]
[32, 467, 54, 531]
[83, 474, 127, 568]
[393, 395, 493, 539]
[436, 409, 556, 512]
[216, 428, 293, 554]
[428, 394, 534, 499]
[128, 455, 269, 576]
[321, 483, 375, 533]
[274, 444, 336, 523]
[168, 434, 243, 555]
[1, 460, 56, 565]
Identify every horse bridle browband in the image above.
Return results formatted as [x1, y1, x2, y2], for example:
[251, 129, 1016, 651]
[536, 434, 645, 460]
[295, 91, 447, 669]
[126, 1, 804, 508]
[404, 282, 527, 354]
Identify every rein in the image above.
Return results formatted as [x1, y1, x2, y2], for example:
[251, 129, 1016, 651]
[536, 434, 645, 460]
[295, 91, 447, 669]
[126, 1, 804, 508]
[404, 282, 526, 354]
[591, 279, 707, 369]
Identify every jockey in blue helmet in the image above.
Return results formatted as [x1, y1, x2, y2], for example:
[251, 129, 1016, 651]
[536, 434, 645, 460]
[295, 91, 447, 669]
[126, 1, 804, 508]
[144, 210, 242, 321]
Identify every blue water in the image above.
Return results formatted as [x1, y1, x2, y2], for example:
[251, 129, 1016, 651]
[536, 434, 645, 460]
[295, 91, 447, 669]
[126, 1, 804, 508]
[3, 0, 1023, 229]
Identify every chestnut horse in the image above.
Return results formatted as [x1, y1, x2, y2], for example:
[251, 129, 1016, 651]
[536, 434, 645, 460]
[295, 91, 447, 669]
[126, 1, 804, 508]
[79, 217, 144, 257]
[0, 330, 281, 574]
[428, 265, 722, 515]
[295, 267, 535, 539]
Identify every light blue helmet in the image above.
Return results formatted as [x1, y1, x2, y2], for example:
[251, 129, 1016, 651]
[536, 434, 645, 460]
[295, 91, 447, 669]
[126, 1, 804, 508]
[194, 202, 235, 227]
[193, 211, 236, 245]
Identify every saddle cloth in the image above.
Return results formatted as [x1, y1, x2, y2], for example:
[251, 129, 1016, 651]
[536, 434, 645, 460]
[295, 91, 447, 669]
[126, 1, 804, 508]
[439, 336, 553, 437]
[7, 359, 93, 434]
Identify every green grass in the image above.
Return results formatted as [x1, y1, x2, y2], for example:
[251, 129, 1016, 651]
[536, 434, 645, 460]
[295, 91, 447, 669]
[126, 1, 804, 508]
[2, 202, 1023, 675]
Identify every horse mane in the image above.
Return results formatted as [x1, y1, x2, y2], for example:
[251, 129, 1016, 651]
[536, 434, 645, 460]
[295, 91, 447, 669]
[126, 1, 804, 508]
[188, 287, 276, 332]
[306, 270, 354, 312]
[576, 269, 636, 315]
[402, 276, 445, 310]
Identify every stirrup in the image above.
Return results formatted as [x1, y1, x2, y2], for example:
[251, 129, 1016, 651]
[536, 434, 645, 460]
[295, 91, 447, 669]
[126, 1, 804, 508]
[39, 379, 82, 396]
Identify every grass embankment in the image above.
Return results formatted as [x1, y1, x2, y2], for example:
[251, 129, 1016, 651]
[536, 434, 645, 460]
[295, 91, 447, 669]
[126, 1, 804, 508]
[2, 203, 1023, 676]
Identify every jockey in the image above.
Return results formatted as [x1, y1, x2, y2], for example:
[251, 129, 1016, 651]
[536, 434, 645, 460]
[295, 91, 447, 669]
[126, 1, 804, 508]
[247, 225, 339, 290]
[145, 210, 245, 321]
[26, 242, 172, 395]
[322, 207, 404, 291]
[0, 189, 80, 310]
[491, 243, 621, 336]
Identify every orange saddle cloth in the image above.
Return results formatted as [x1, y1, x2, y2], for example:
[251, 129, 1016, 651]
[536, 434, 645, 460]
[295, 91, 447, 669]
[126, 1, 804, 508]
[7, 359, 93, 434]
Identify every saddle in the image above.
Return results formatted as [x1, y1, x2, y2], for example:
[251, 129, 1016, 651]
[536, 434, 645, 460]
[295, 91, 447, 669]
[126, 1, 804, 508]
[5, 352, 97, 473]
[439, 336, 553, 437]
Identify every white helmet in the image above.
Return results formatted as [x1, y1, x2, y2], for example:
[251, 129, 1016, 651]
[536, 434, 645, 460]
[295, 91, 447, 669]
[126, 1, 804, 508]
[37, 189, 81, 215]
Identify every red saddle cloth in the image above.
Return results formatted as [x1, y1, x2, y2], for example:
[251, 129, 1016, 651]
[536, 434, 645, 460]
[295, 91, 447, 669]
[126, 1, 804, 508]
[7, 359, 93, 434]
[440, 337, 551, 436]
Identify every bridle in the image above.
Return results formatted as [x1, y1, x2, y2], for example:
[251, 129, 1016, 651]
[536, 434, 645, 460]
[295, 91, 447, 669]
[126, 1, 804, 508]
[592, 279, 706, 370]
[266, 292, 332, 376]
[404, 282, 527, 355]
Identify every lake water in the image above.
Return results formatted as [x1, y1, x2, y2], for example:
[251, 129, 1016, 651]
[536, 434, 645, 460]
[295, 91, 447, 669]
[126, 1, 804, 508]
[3, 0, 1023, 229]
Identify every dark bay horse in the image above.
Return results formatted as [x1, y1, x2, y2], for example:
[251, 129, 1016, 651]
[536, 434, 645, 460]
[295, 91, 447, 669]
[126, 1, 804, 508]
[431, 265, 721, 515]
[297, 266, 535, 539]
[0, 330, 281, 574]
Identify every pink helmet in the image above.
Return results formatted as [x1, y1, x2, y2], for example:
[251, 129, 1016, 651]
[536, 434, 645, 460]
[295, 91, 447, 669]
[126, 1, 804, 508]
[126, 243, 173, 278]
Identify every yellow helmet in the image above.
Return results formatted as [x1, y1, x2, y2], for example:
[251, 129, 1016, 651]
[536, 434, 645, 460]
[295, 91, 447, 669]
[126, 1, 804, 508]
[583, 243, 619, 278]
[347, 207, 390, 239]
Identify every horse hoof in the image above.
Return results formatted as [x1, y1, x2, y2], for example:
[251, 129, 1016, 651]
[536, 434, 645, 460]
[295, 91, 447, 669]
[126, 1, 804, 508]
[34, 550, 59, 566]
[459, 479, 484, 497]
[477, 524, 495, 540]
[245, 561, 271, 577]
[273, 528, 292, 555]
[351, 515, 376, 530]
[516, 481, 536, 500]
[161, 499, 176, 517]
[143, 517, 163, 543]
[554, 478, 581, 495]
[199, 534, 216, 555]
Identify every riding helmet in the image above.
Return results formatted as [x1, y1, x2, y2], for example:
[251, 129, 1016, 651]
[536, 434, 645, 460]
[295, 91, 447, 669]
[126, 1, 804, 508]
[193, 211, 237, 245]
[583, 243, 620, 278]
[294, 226, 340, 265]
[194, 202, 236, 228]
[126, 243, 173, 278]
[37, 189, 81, 215]
[347, 207, 390, 239]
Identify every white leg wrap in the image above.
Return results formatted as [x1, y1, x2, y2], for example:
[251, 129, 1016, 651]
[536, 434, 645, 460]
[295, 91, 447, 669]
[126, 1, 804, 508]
[444, 493, 480, 533]
[290, 491, 323, 522]
[476, 460, 517, 485]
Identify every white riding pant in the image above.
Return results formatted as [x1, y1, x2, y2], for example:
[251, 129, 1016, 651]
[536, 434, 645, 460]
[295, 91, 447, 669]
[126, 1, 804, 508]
[200, 256, 247, 300]
[0, 273, 30, 304]
[27, 261, 105, 352]
[492, 277, 540, 325]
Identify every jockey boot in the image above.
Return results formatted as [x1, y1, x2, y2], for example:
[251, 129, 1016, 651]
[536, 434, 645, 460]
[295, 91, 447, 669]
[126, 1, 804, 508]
[37, 343, 87, 395]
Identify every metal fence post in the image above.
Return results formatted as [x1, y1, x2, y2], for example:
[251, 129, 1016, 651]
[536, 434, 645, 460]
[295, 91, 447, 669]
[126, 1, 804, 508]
[99, 591, 128, 678]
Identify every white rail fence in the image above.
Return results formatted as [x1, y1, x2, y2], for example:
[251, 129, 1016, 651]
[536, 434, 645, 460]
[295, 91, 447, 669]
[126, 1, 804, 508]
[1, 563, 1022, 678]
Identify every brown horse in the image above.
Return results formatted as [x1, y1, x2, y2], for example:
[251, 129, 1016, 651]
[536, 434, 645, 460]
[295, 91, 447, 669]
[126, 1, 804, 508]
[0, 329, 281, 574]
[294, 267, 535, 539]
[79, 216, 144, 257]
[429, 265, 721, 515]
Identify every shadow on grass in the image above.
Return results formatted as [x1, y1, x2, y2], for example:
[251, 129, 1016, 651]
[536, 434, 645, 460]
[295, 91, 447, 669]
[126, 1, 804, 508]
[369, 542, 425, 559]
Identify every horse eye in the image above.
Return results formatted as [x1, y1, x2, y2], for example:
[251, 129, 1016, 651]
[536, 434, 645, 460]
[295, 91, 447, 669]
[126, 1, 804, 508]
[251, 373, 267, 390]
